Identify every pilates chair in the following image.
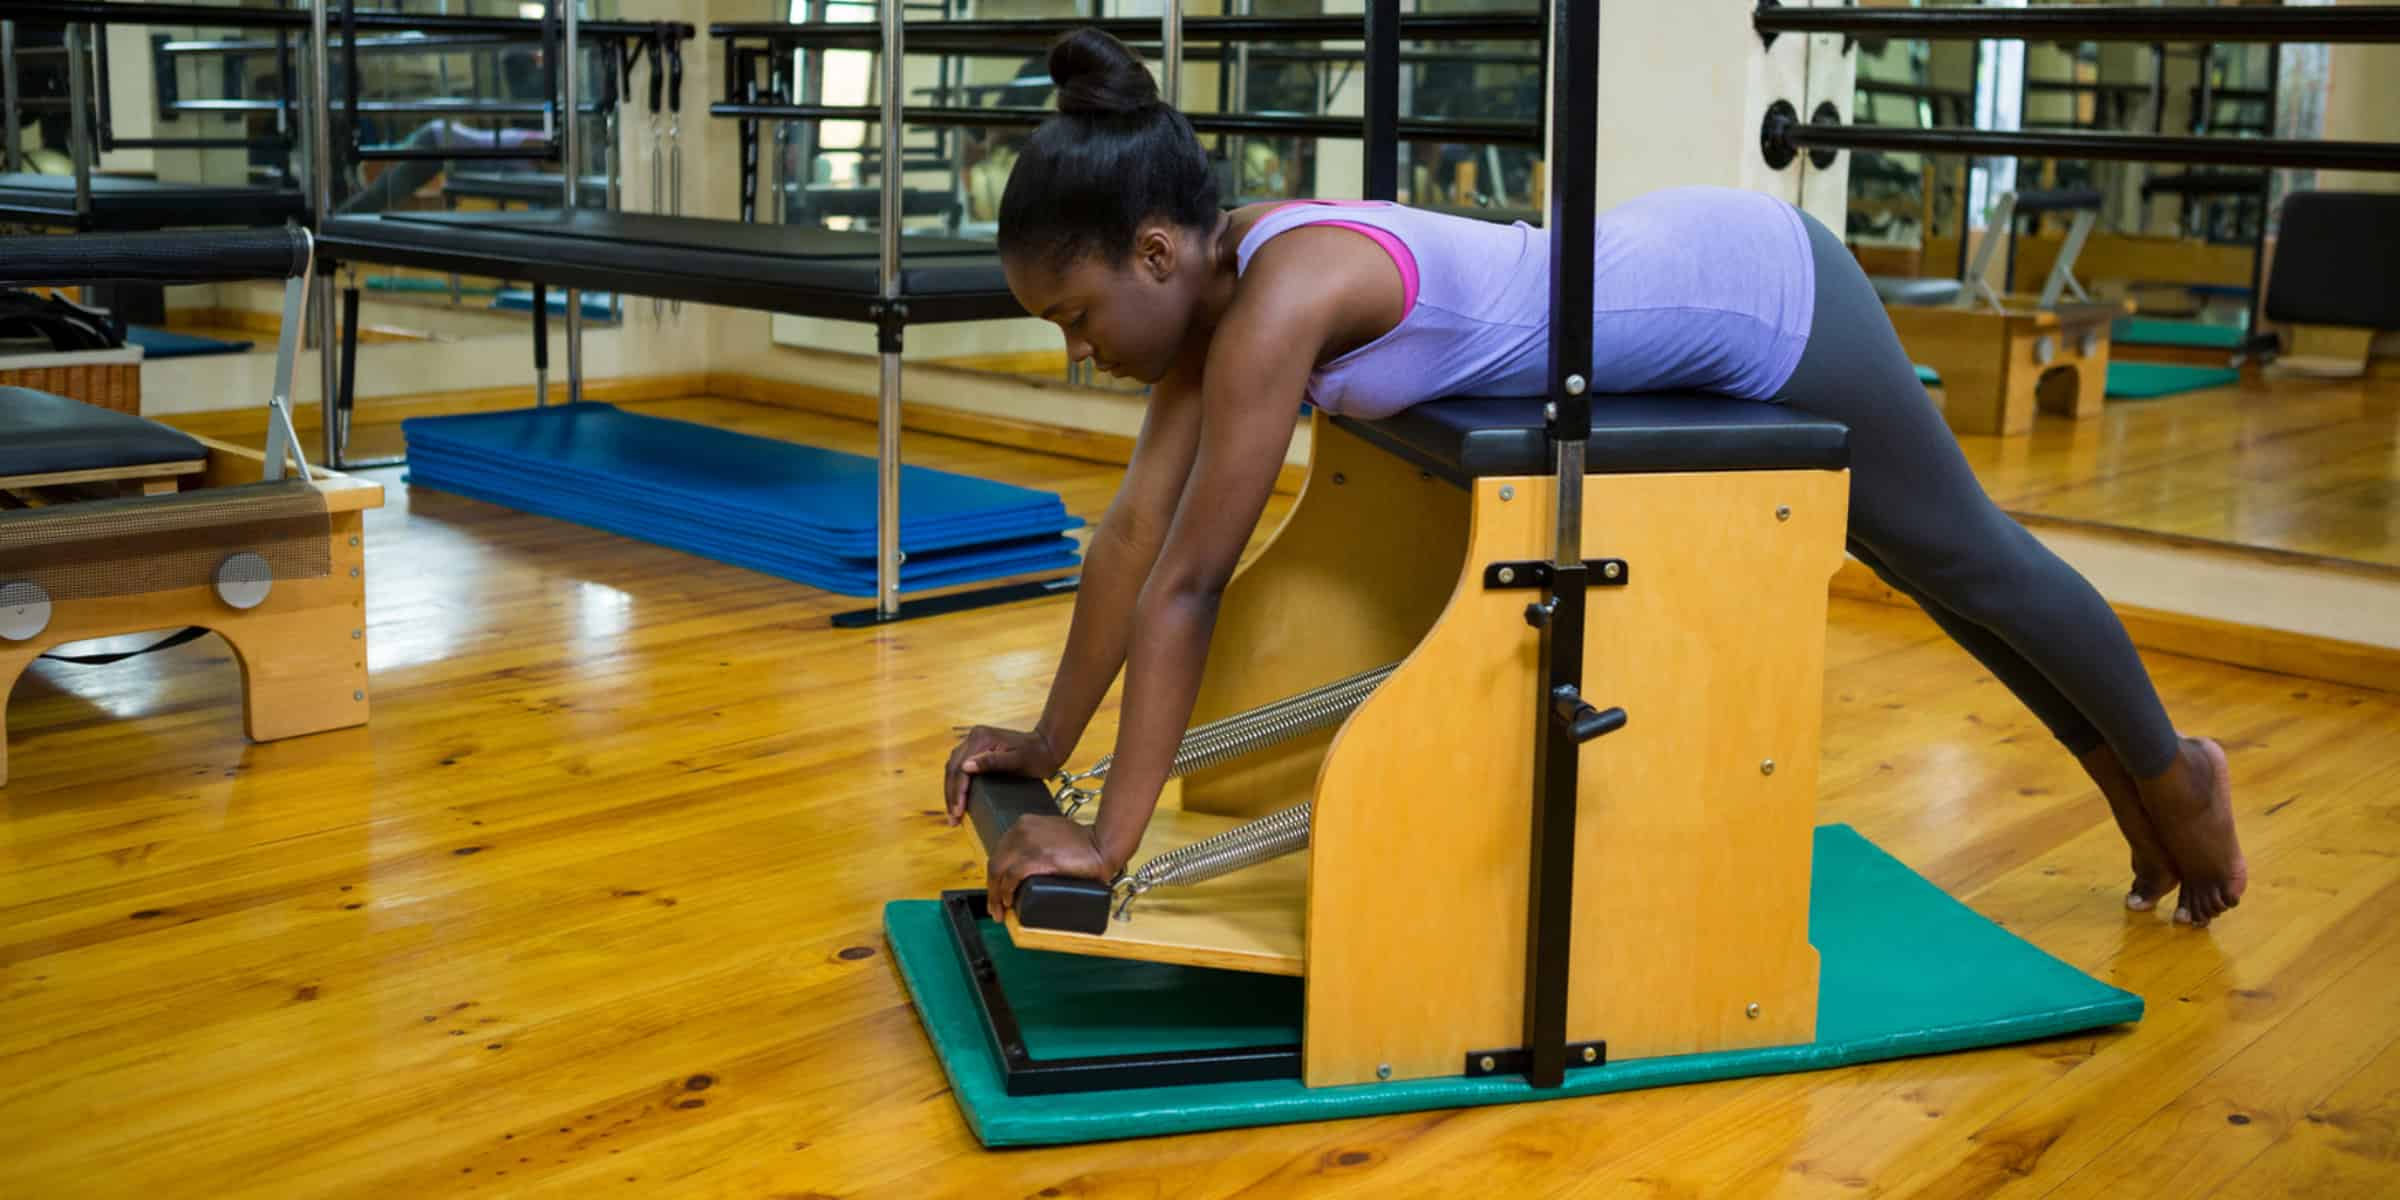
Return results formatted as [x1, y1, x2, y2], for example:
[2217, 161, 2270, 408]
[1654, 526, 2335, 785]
[1879, 189, 2134, 437]
[959, 392, 1852, 1094]
[0, 227, 383, 787]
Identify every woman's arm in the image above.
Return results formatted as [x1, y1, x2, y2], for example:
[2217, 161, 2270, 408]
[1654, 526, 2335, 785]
[1082, 252, 1348, 874]
[1028, 362, 1208, 761]
[945, 350, 1205, 821]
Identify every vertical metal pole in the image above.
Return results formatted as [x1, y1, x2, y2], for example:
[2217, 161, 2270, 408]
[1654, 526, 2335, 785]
[67, 23, 93, 225]
[1363, 0, 1399, 201]
[313, 0, 339, 469]
[563, 0, 584, 407]
[1524, 0, 1600, 1093]
[1162, 0, 1182, 110]
[877, 0, 907, 619]
[1226, 0, 1248, 199]
[3, 22, 21, 173]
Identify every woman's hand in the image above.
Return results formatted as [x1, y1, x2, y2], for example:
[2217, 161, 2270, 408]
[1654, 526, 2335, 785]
[943, 725, 1064, 825]
[986, 814, 1115, 921]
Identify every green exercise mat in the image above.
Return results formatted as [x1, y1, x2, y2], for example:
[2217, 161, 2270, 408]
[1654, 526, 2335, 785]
[2107, 362, 2242, 399]
[885, 824, 2144, 1147]
[2112, 317, 2246, 349]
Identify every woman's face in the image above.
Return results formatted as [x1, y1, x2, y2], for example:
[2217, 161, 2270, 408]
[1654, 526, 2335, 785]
[1004, 224, 1201, 385]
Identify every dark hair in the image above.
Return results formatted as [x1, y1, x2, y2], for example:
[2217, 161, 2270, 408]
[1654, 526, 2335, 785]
[996, 28, 1220, 271]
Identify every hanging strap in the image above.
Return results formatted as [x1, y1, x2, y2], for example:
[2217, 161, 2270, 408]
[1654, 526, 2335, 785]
[38, 626, 209, 665]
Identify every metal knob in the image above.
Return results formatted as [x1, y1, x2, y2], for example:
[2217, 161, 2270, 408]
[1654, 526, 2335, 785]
[0, 580, 51, 642]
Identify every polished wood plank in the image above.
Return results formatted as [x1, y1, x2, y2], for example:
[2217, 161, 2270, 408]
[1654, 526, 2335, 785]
[2, 397, 2394, 1197]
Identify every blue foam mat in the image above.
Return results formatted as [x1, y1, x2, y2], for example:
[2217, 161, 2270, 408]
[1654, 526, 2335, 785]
[403, 447, 1077, 557]
[404, 466, 1079, 595]
[127, 326, 253, 358]
[886, 824, 2145, 1147]
[401, 404, 1081, 557]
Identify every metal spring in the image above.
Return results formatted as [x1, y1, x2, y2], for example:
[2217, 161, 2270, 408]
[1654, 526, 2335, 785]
[1055, 661, 1397, 815]
[1115, 801, 1313, 920]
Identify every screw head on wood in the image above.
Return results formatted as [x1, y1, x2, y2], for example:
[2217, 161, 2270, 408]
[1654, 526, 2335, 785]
[1776, 505, 1791, 521]
[1761, 759, 1777, 776]
[1333, 472, 1347, 485]
[353, 691, 365, 702]
[1748, 1003, 1762, 1019]
[1499, 485, 1515, 501]
[1377, 1064, 1392, 1080]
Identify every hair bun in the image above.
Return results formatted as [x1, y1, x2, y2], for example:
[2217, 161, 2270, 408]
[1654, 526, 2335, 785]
[1048, 27, 1160, 118]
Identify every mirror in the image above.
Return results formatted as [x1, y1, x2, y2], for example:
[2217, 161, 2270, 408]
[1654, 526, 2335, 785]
[1842, 0, 2399, 578]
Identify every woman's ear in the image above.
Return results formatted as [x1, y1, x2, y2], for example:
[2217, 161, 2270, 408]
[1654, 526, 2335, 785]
[1135, 222, 1179, 283]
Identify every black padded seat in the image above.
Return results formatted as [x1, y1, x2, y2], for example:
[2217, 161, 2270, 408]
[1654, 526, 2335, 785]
[0, 387, 207, 477]
[320, 210, 1020, 323]
[1336, 394, 1849, 487]
[0, 173, 309, 231]
[1870, 275, 1964, 308]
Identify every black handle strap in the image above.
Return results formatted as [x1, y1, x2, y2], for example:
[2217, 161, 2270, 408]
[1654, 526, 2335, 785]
[40, 625, 210, 665]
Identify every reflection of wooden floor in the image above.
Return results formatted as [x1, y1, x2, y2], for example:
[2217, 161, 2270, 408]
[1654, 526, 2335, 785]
[1963, 371, 2400, 569]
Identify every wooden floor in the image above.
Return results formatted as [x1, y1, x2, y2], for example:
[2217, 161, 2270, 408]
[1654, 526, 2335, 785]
[4, 397, 2397, 1197]
[1957, 370, 2400, 569]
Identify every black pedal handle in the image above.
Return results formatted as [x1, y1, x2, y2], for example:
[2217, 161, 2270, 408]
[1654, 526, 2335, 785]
[962, 773, 1114, 934]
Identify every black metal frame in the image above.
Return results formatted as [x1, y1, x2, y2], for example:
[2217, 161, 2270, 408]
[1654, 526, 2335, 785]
[941, 890, 1302, 1097]
[1756, 2, 2400, 47]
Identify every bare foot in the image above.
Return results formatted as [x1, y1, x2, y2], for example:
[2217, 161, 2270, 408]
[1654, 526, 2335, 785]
[2136, 736, 2248, 926]
[2077, 744, 2178, 911]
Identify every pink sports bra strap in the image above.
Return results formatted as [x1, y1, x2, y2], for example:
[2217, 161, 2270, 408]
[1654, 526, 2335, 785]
[1254, 201, 1420, 316]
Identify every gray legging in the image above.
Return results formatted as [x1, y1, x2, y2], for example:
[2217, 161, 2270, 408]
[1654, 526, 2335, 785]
[1771, 208, 2179, 779]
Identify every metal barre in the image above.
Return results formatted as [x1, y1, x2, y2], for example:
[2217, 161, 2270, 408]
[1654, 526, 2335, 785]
[1764, 118, 2400, 175]
[1755, 2, 2400, 45]
[708, 102, 1542, 147]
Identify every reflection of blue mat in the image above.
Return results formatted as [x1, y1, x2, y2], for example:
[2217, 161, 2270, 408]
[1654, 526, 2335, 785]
[127, 326, 253, 358]
[492, 288, 618, 320]
[2107, 362, 2241, 399]
[1915, 363, 1940, 386]
[887, 823, 2145, 1147]
[401, 403, 1082, 596]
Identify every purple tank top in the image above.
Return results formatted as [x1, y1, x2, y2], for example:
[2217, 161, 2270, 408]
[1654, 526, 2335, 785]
[1232, 186, 1816, 418]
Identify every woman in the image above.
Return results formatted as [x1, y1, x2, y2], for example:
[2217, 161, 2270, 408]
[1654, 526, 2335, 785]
[941, 29, 2245, 928]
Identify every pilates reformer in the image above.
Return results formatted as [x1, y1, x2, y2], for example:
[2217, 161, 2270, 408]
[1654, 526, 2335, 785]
[939, 0, 1854, 1096]
[0, 224, 384, 788]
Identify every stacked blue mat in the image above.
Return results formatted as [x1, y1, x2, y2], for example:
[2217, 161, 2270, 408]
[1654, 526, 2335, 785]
[401, 403, 1083, 596]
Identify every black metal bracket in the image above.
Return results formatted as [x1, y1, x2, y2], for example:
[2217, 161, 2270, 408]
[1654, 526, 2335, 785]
[1466, 1040, 1607, 1078]
[941, 890, 1302, 1096]
[1761, 98, 1799, 170]
[1486, 559, 1626, 591]
[1756, 0, 1782, 50]
[870, 299, 909, 355]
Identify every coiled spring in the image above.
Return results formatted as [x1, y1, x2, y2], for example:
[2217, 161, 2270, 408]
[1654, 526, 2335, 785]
[1053, 661, 1397, 817]
[1113, 801, 1312, 920]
